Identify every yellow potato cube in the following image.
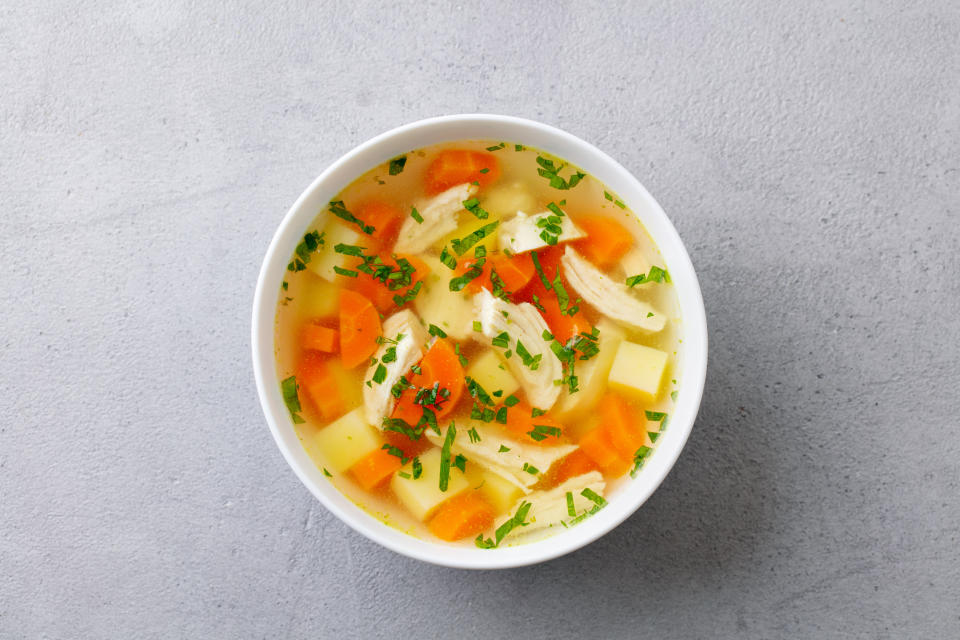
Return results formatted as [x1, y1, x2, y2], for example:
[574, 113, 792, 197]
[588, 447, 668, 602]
[307, 221, 363, 282]
[607, 340, 669, 402]
[414, 257, 475, 340]
[313, 408, 381, 473]
[297, 272, 340, 319]
[435, 214, 501, 254]
[479, 470, 523, 514]
[466, 349, 519, 398]
[391, 447, 469, 521]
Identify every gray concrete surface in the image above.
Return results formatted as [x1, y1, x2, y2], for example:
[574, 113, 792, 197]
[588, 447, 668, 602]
[2, 1, 958, 638]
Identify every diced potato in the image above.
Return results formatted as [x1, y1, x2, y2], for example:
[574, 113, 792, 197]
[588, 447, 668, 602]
[466, 349, 519, 398]
[607, 340, 669, 402]
[435, 214, 501, 254]
[326, 358, 362, 413]
[481, 181, 536, 219]
[307, 220, 363, 282]
[553, 319, 625, 422]
[297, 272, 340, 318]
[313, 408, 382, 473]
[414, 256, 474, 340]
[391, 447, 470, 521]
[479, 470, 523, 514]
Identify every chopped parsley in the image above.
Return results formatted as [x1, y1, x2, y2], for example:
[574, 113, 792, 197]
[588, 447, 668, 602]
[514, 144, 524, 152]
[381, 443, 409, 464]
[492, 331, 510, 349]
[462, 197, 490, 220]
[566, 491, 576, 517]
[630, 446, 653, 477]
[467, 427, 481, 444]
[521, 462, 539, 475]
[287, 230, 324, 272]
[454, 343, 468, 367]
[645, 410, 667, 422]
[333, 266, 358, 278]
[495, 407, 508, 424]
[329, 200, 374, 234]
[485, 142, 506, 151]
[371, 363, 387, 384]
[439, 246, 457, 270]
[409, 206, 423, 224]
[388, 155, 407, 175]
[428, 324, 448, 338]
[498, 445, 511, 453]
[453, 454, 467, 473]
[280, 376, 305, 424]
[503, 394, 520, 407]
[438, 423, 457, 491]
[515, 340, 542, 371]
[530, 251, 552, 291]
[382, 417, 423, 441]
[626, 266, 671, 287]
[535, 155, 585, 190]
[527, 424, 561, 441]
[472, 321, 483, 332]
[475, 500, 531, 548]
[412, 456, 422, 479]
[450, 220, 499, 256]
[323, 467, 332, 478]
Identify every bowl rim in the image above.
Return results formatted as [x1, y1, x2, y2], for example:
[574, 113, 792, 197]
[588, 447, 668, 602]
[252, 114, 708, 569]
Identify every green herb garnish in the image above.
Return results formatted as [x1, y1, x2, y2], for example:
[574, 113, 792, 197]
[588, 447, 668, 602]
[535, 156, 585, 190]
[381, 443, 409, 464]
[329, 200, 374, 234]
[280, 376, 305, 424]
[412, 456, 423, 479]
[462, 197, 490, 220]
[428, 324, 448, 338]
[475, 500, 531, 548]
[450, 220, 499, 256]
[438, 423, 457, 491]
[522, 462, 539, 475]
[388, 156, 407, 175]
[527, 424, 561, 441]
[515, 340, 542, 371]
[498, 445, 511, 453]
[468, 427, 481, 444]
[410, 206, 423, 224]
[566, 491, 576, 517]
[626, 266, 671, 287]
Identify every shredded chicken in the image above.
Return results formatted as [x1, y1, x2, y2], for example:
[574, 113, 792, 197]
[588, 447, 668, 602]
[394, 183, 477, 254]
[494, 471, 606, 541]
[561, 246, 666, 332]
[498, 210, 585, 255]
[473, 289, 562, 410]
[362, 310, 428, 427]
[426, 421, 576, 492]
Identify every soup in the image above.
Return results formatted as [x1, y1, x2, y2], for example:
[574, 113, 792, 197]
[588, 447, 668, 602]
[275, 141, 680, 547]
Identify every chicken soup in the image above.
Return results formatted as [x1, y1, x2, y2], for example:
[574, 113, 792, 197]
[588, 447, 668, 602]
[275, 141, 680, 547]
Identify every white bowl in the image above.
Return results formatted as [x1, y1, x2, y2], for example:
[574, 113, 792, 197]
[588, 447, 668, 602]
[252, 114, 708, 569]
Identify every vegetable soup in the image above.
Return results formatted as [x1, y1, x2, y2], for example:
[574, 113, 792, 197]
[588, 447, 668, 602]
[275, 141, 681, 547]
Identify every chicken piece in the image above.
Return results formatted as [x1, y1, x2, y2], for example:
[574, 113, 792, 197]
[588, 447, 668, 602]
[395, 183, 478, 254]
[426, 421, 577, 492]
[362, 309, 428, 427]
[494, 471, 606, 542]
[473, 289, 562, 410]
[498, 210, 586, 255]
[560, 246, 666, 333]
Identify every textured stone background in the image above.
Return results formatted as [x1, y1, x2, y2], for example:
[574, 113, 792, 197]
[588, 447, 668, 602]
[2, 1, 958, 638]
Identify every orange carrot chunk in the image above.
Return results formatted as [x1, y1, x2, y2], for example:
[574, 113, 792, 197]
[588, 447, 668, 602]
[350, 448, 402, 491]
[490, 252, 535, 293]
[347, 253, 431, 313]
[601, 393, 645, 457]
[301, 322, 339, 353]
[553, 448, 601, 485]
[428, 492, 496, 542]
[297, 354, 345, 422]
[391, 338, 466, 426]
[355, 201, 404, 250]
[579, 426, 631, 477]
[424, 150, 500, 195]
[339, 289, 382, 369]
[504, 402, 565, 445]
[573, 216, 634, 269]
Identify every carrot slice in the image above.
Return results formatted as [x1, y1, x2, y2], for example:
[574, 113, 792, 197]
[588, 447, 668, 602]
[490, 252, 535, 293]
[601, 393, 645, 457]
[296, 353, 345, 422]
[424, 150, 500, 195]
[350, 448, 402, 491]
[573, 216, 633, 269]
[347, 253, 430, 313]
[552, 448, 601, 485]
[579, 426, 631, 476]
[428, 492, 496, 542]
[354, 201, 403, 250]
[504, 402, 565, 445]
[537, 285, 593, 345]
[392, 339, 466, 424]
[382, 429, 431, 459]
[339, 290, 382, 368]
[301, 322, 339, 353]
